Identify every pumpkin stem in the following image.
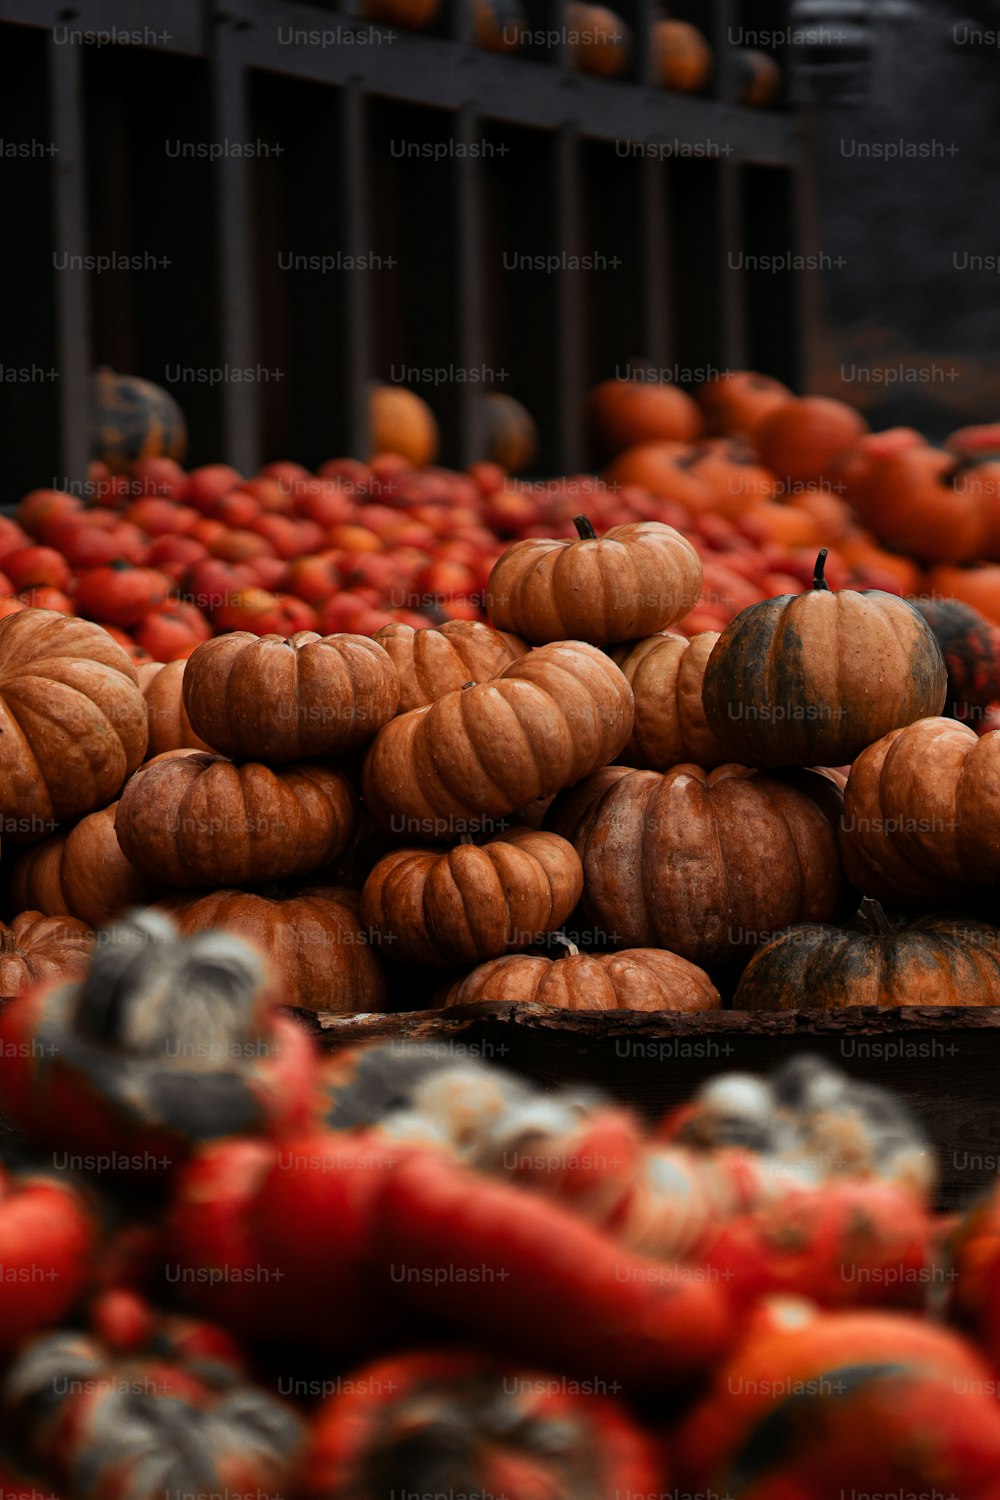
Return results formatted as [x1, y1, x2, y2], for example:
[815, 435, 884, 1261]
[550, 932, 581, 958]
[461, 680, 476, 690]
[858, 896, 894, 935]
[812, 549, 831, 591]
[573, 515, 598, 540]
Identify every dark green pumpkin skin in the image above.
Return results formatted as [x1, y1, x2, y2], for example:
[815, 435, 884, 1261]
[733, 912, 1000, 1010]
[908, 596, 1000, 721]
[701, 583, 947, 768]
[481, 393, 538, 474]
[90, 370, 188, 473]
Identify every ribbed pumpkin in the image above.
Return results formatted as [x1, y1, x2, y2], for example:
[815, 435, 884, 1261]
[182, 631, 399, 762]
[547, 764, 846, 965]
[907, 596, 1000, 722]
[138, 661, 214, 757]
[115, 751, 356, 889]
[444, 940, 719, 1011]
[609, 630, 729, 769]
[9, 800, 158, 929]
[158, 885, 388, 1014]
[696, 370, 791, 439]
[588, 379, 704, 454]
[373, 619, 529, 713]
[487, 518, 702, 646]
[361, 641, 634, 840]
[854, 447, 987, 565]
[89, 369, 187, 474]
[701, 551, 947, 767]
[0, 608, 148, 831]
[733, 898, 1000, 1009]
[361, 828, 583, 966]
[0, 913, 94, 995]
[755, 396, 868, 486]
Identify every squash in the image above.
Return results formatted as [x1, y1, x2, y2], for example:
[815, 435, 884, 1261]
[9, 801, 158, 929]
[89, 368, 187, 474]
[588, 379, 703, 455]
[696, 370, 792, 439]
[755, 395, 868, 486]
[566, 3, 632, 75]
[478, 393, 538, 473]
[374, 619, 528, 713]
[609, 630, 730, 769]
[0, 912, 94, 995]
[652, 18, 712, 91]
[445, 938, 719, 1010]
[369, 384, 439, 465]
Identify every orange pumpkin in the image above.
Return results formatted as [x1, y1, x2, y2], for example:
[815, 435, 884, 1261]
[602, 443, 716, 512]
[478, 393, 538, 473]
[374, 619, 528, 713]
[696, 370, 792, 438]
[729, 47, 782, 106]
[8, 801, 158, 929]
[0, 912, 94, 995]
[589, 380, 704, 456]
[926, 564, 1000, 626]
[566, 4, 632, 75]
[138, 661, 214, 757]
[756, 396, 869, 486]
[652, 19, 712, 91]
[370, 385, 439, 466]
[856, 448, 987, 565]
[679, 438, 779, 515]
[609, 631, 730, 769]
[445, 940, 720, 1011]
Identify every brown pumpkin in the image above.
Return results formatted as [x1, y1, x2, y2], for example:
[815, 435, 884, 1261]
[444, 939, 719, 1011]
[609, 631, 729, 770]
[8, 800, 158, 928]
[156, 885, 388, 1015]
[0, 608, 148, 834]
[588, 379, 704, 456]
[89, 368, 187, 474]
[0, 912, 94, 996]
[361, 828, 584, 966]
[701, 550, 947, 768]
[374, 620, 529, 714]
[566, 3, 632, 75]
[733, 898, 1000, 1010]
[138, 661, 214, 757]
[361, 641, 634, 840]
[729, 47, 782, 106]
[546, 763, 846, 966]
[696, 370, 792, 439]
[182, 631, 399, 763]
[756, 395, 868, 487]
[853, 448, 988, 566]
[115, 752, 357, 889]
[479, 393, 538, 474]
[487, 517, 702, 646]
[369, 385, 440, 466]
[652, 18, 712, 91]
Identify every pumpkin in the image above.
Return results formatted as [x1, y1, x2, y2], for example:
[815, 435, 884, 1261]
[855, 447, 986, 564]
[472, 0, 526, 51]
[211, 587, 319, 636]
[566, 3, 632, 75]
[0, 1166, 95, 1354]
[361, 641, 634, 840]
[132, 600, 212, 660]
[138, 660, 214, 756]
[0, 912, 94, 995]
[949, 1182, 1000, 1365]
[445, 939, 719, 1010]
[609, 630, 730, 769]
[546, 764, 846, 965]
[157, 885, 388, 1014]
[373, 618, 528, 712]
[755, 395, 869, 486]
[361, 828, 584, 966]
[588, 379, 704, 455]
[115, 751, 357, 888]
[674, 1300, 1000, 1499]
[9, 801, 158, 928]
[478, 392, 538, 472]
[182, 630, 399, 762]
[0, 910, 318, 1168]
[696, 369, 792, 438]
[733, 898, 1000, 1009]
[369, 384, 439, 465]
[0, 608, 147, 831]
[74, 562, 172, 628]
[601, 443, 717, 512]
[2, 545, 72, 594]
[926, 562, 1000, 626]
[487, 517, 702, 645]
[907, 595, 1000, 722]
[701, 550, 947, 767]
[836, 530, 924, 596]
[652, 18, 712, 90]
[729, 46, 782, 105]
[679, 437, 780, 514]
[839, 717, 1000, 900]
[89, 368, 187, 474]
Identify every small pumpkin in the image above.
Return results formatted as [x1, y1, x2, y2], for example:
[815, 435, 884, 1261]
[652, 18, 712, 91]
[138, 660, 214, 756]
[546, 763, 846, 966]
[609, 630, 730, 769]
[907, 595, 1000, 722]
[374, 618, 528, 713]
[755, 395, 869, 487]
[445, 938, 719, 1011]
[0, 608, 148, 831]
[0, 912, 94, 995]
[588, 378, 704, 455]
[478, 393, 539, 472]
[115, 751, 356, 888]
[566, 3, 632, 75]
[369, 384, 439, 465]
[701, 550, 947, 767]
[182, 630, 399, 762]
[89, 368, 187, 474]
[9, 800, 159, 928]
[158, 885, 388, 1015]
[132, 600, 212, 661]
[361, 828, 584, 966]
[472, 0, 526, 51]
[696, 370, 792, 439]
[926, 562, 1000, 626]
[487, 516, 702, 645]
[728, 46, 782, 106]
[74, 562, 172, 629]
[361, 640, 634, 840]
[854, 447, 987, 565]
[601, 443, 717, 512]
[733, 898, 1000, 1009]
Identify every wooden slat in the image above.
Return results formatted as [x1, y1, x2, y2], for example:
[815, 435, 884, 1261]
[454, 106, 486, 468]
[341, 82, 373, 460]
[553, 123, 584, 472]
[49, 37, 92, 490]
[641, 157, 671, 369]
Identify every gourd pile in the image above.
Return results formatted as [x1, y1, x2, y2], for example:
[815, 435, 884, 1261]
[0, 923, 998, 1500]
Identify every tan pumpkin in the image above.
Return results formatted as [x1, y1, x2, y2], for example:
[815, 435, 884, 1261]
[0, 912, 94, 996]
[8, 800, 158, 928]
[361, 828, 583, 966]
[361, 641, 634, 841]
[486, 518, 702, 646]
[115, 752, 357, 889]
[609, 631, 730, 769]
[373, 620, 529, 714]
[156, 885, 387, 1015]
[546, 764, 846, 966]
[138, 661, 214, 757]
[444, 940, 719, 1011]
[0, 608, 147, 832]
[182, 631, 399, 763]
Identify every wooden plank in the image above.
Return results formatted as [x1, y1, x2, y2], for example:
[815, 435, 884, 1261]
[342, 83, 373, 460]
[641, 156, 671, 369]
[553, 123, 584, 471]
[49, 36, 92, 490]
[454, 106, 487, 467]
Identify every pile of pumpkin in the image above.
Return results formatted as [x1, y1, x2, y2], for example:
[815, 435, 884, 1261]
[1, 928, 1000, 1500]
